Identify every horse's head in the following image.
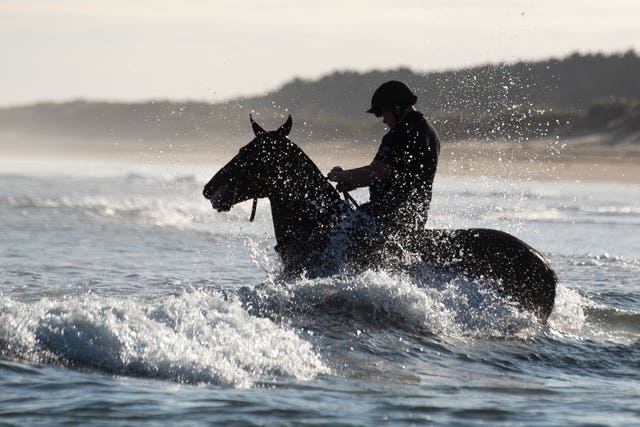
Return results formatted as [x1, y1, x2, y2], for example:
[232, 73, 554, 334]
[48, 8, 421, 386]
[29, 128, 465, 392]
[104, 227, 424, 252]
[203, 115, 294, 212]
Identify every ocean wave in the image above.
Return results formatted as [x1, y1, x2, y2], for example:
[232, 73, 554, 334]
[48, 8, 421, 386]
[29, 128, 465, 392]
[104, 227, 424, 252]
[441, 189, 544, 200]
[237, 268, 539, 340]
[560, 253, 640, 271]
[2, 193, 272, 235]
[0, 290, 328, 387]
[238, 255, 640, 347]
[593, 206, 640, 215]
[484, 205, 640, 225]
[548, 285, 640, 345]
[487, 207, 564, 222]
[121, 172, 200, 185]
[584, 306, 640, 336]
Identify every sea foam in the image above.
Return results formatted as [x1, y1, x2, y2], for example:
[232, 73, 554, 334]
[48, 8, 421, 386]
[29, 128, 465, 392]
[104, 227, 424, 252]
[0, 289, 328, 387]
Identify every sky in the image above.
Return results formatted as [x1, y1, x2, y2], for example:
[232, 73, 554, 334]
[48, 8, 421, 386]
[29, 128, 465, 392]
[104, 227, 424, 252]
[1, 0, 638, 106]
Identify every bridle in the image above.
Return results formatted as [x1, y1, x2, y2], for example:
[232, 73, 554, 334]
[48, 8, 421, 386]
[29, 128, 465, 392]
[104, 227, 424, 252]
[249, 197, 258, 222]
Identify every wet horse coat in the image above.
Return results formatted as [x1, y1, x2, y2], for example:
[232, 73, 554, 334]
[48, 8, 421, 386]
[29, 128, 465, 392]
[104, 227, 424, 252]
[203, 116, 557, 320]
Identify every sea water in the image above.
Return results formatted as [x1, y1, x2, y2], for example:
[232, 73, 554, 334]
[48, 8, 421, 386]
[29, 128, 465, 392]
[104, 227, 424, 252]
[1, 156, 639, 426]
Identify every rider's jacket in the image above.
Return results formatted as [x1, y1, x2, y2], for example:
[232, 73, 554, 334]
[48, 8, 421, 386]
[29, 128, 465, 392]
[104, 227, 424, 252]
[369, 110, 440, 230]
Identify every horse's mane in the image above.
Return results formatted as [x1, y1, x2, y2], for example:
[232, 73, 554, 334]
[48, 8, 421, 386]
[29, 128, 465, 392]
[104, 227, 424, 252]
[265, 136, 339, 204]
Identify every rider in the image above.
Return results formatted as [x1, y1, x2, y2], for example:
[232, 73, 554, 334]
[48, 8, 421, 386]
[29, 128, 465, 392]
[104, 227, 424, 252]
[328, 80, 440, 240]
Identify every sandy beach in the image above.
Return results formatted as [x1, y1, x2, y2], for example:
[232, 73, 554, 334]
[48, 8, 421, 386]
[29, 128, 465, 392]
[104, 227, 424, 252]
[1, 131, 639, 183]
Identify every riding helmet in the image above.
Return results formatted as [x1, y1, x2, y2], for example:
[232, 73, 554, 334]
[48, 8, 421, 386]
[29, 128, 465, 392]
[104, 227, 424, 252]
[366, 80, 418, 117]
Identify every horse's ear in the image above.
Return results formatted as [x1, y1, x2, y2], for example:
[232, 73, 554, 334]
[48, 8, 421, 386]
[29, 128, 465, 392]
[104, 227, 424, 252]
[277, 115, 292, 137]
[250, 114, 267, 137]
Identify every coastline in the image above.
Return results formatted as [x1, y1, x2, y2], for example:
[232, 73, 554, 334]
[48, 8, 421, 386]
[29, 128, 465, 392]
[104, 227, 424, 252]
[1, 132, 639, 184]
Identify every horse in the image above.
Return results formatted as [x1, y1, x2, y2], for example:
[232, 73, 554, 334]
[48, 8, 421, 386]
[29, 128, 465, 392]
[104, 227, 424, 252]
[203, 116, 557, 320]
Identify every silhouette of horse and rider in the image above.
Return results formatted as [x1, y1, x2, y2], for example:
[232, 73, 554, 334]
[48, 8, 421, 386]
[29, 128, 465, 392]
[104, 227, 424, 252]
[203, 81, 557, 320]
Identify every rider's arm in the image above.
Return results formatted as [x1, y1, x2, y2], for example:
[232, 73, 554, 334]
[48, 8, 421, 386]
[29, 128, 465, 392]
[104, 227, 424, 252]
[328, 160, 389, 192]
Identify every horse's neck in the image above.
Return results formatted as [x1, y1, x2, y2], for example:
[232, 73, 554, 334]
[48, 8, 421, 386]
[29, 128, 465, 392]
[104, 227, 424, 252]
[266, 150, 343, 250]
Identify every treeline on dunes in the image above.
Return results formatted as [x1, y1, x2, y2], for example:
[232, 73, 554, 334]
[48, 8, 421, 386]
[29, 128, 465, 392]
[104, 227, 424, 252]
[1, 51, 638, 144]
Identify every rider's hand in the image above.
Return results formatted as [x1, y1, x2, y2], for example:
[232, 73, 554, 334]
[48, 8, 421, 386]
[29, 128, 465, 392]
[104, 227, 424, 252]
[329, 166, 357, 192]
[327, 166, 344, 182]
[335, 180, 356, 193]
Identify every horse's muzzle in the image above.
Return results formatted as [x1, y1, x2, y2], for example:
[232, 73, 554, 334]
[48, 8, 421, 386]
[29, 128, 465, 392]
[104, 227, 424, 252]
[203, 186, 212, 200]
[205, 186, 235, 212]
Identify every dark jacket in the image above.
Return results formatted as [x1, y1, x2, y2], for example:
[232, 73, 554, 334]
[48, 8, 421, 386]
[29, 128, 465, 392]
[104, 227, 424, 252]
[368, 110, 440, 230]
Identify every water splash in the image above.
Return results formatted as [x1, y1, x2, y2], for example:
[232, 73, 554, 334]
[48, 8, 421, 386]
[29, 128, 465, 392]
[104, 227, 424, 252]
[238, 267, 538, 340]
[548, 284, 640, 345]
[0, 289, 328, 387]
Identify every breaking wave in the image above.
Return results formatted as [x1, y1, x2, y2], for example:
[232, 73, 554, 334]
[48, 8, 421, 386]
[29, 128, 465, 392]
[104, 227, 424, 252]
[0, 290, 329, 387]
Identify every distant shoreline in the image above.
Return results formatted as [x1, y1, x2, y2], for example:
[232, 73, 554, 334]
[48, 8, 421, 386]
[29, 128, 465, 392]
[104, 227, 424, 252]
[1, 132, 639, 184]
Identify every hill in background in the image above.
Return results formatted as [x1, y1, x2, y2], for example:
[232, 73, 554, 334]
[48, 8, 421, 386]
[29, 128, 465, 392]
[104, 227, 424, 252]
[1, 51, 639, 147]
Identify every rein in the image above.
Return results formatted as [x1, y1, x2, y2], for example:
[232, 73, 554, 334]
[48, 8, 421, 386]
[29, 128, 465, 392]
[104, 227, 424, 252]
[246, 167, 360, 221]
[342, 192, 359, 209]
[249, 197, 258, 222]
[248, 192, 357, 222]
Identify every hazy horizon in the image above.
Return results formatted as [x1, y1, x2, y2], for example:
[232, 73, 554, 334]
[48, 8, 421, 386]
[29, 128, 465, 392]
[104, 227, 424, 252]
[4, 49, 638, 108]
[2, 0, 639, 107]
